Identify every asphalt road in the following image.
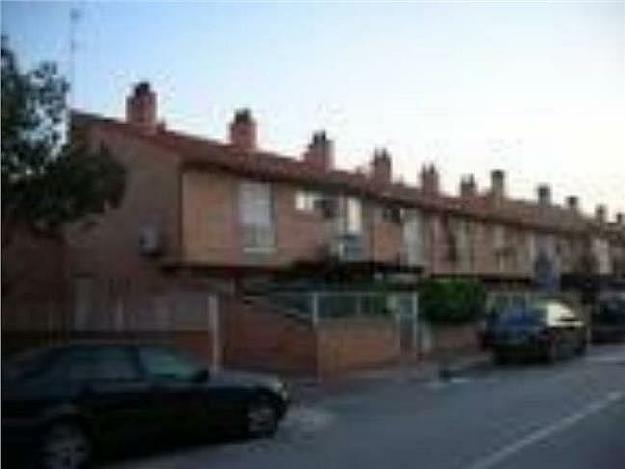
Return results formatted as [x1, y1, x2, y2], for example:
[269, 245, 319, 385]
[110, 344, 625, 469]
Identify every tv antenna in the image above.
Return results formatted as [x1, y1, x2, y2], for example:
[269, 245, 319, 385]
[68, 6, 82, 110]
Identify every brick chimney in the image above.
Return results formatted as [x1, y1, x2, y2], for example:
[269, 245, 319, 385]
[616, 212, 624, 225]
[566, 195, 579, 212]
[490, 169, 505, 200]
[303, 131, 334, 171]
[459, 174, 477, 198]
[126, 81, 157, 132]
[229, 109, 257, 152]
[595, 204, 606, 223]
[370, 148, 392, 184]
[420, 164, 439, 195]
[537, 184, 551, 206]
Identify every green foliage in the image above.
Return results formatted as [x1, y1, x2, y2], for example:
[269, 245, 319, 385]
[420, 278, 487, 325]
[1, 36, 125, 234]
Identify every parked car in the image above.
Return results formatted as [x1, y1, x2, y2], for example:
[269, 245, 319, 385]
[477, 309, 499, 350]
[592, 296, 625, 343]
[491, 299, 586, 363]
[2, 343, 290, 469]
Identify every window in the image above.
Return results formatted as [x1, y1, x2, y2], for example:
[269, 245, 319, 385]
[138, 346, 202, 382]
[345, 197, 362, 234]
[402, 209, 424, 265]
[295, 190, 321, 212]
[239, 181, 274, 252]
[61, 346, 139, 382]
[493, 225, 506, 271]
[73, 276, 94, 331]
[456, 219, 473, 270]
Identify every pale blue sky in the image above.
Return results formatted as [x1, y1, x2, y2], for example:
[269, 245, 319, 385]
[2, 1, 624, 216]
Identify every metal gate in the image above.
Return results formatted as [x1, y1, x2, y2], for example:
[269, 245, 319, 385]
[388, 293, 419, 356]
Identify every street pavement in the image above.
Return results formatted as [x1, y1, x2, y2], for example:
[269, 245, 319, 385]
[109, 344, 625, 469]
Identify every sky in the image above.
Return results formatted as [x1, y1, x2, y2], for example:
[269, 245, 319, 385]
[2, 1, 624, 217]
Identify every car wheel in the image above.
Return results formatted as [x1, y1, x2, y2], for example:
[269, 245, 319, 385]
[40, 421, 91, 469]
[246, 395, 278, 438]
[493, 351, 507, 365]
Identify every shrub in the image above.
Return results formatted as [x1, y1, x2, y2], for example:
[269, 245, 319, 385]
[420, 278, 486, 325]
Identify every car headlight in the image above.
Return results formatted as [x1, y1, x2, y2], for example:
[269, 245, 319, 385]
[274, 380, 289, 400]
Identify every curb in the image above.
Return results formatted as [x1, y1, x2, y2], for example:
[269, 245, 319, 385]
[288, 354, 493, 402]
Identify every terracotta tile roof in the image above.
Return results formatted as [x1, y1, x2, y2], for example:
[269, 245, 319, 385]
[72, 111, 623, 240]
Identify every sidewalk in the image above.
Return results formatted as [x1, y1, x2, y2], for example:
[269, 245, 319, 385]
[289, 351, 492, 403]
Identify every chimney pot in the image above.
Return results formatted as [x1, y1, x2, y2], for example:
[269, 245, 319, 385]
[460, 174, 477, 197]
[126, 81, 157, 132]
[566, 195, 579, 212]
[229, 108, 257, 152]
[595, 204, 606, 223]
[537, 184, 551, 206]
[303, 131, 334, 171]
[370, 148, 392, 184]
[420, 164, 439, 195]
[490, 169, 505, 200]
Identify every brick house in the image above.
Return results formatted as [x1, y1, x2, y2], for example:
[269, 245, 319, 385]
[3, 82, 624, 376]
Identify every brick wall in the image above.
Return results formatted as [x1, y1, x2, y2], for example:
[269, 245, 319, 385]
[221, 296, 318, 376]
[65, 124, 181, 302]
[2, 225, 69, 330]
[370, 207, 403, 263]
[317, 317, 400, 377]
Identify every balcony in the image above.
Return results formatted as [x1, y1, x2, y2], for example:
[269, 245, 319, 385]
[329, 233, 365, 262]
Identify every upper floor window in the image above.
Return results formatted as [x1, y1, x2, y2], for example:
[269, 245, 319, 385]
[345, 196, 362, 234]
[402, 209, 424, 265]
[456, 219, 474, 270]
[239, 181, 274, 252]
[295, 190, 322, 212]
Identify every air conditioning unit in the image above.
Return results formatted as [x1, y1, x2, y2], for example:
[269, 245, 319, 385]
[139, 225, 164, 256]
[317, 197, 338, 219]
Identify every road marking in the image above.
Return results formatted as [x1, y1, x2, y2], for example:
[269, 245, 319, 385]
[466, 391, 624, 469]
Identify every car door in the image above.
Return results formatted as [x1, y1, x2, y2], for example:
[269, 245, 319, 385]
[136, 345, 211, 441]
[60, 345, 156, 453]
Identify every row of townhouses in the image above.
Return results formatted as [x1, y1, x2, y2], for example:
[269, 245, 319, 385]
[3, 82, 625, 376]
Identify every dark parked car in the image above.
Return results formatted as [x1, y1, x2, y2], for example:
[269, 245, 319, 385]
[491, 300, 586, 363]
[592, 296, 625, 343]
[2, 343, 289, 469]
[477, 309, 500, 350]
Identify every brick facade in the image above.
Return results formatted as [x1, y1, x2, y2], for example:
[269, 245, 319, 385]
[4, 82, 624, 377]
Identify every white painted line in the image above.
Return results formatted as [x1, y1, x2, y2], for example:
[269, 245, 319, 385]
[466, 391, 624, 469]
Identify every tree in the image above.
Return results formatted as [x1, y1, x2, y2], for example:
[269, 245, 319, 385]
[1, 36, 125, 243]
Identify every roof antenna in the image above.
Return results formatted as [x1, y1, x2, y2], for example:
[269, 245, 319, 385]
[68, 5, 82, 111]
